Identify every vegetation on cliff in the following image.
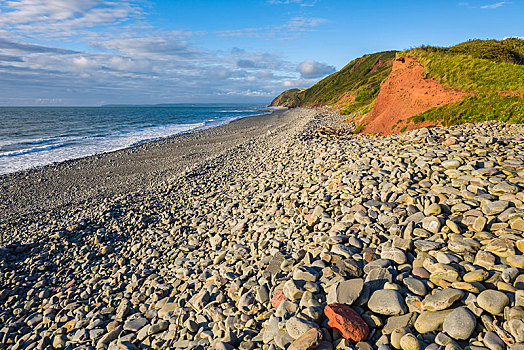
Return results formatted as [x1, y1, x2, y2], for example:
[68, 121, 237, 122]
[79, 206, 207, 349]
[270, 51, 397, 116]
[270, 38, 524, 131]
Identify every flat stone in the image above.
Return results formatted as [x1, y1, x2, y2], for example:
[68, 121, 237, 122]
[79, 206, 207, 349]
[421, 288, 463, 311]
[400, 333, 421, 350]
[381, 247, 407, 265]
[485, 238, 515, 258]
[287, 328, 323, 350]
[327, 278, 364, 305]
[382, 313, 418, 335]
[483, 331, 505, 350]
[286, 316, 317, 339]
[474, 251, 497, 269]
[403, 277, 427, 296]
[507, 255, 524, 269]
[491, 182, 519, 195]
[472, 216, 487, 232]
[271, 289, 287, 309]
[463, 269, 489, 282]
[368, 289, 407, 315]
[412, 267, 430, 279]
[442, 159, 461, 169]
[422, 216, 442, 234]
[333, 259, 363, 278]
[424, 203, 442, 216]
[414, 309, 454, 333]
[518, 239, 524, 253]
[482, 201, 510, 216]
[436, 252, 461, 264]
[124, 317, 148, 332]
[477, 290, 509, 315]
[414, 240, 445, 252]
[293, 266, 319, 282]
[442, 307, 476, 340]
[448, 239, 481, 253]
[510, 218, 524, 232]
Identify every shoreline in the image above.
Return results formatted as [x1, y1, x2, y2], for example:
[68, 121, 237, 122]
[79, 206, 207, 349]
[0, 107, 304, 223]
[0, 108, 276, 177]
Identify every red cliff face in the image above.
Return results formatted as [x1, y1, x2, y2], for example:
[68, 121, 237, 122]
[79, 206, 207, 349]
[362, 56, 469, 135]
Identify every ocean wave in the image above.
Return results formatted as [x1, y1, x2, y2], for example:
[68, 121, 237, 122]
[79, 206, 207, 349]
[0, 106, 269, 175]
[0, 142, 70, 158]
[0, 122, 205, 175]
[219, 109, 257, 113]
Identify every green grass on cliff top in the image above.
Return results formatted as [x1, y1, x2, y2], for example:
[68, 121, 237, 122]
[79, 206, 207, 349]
[407, 38, 524, 125]
[400, 38, 524, 94]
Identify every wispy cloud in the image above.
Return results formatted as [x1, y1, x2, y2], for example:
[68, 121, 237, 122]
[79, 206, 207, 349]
[267, 0, 318, 6]
[217, 16, 328, 40]
[0, 0, 143, 39]
[480, 1, 509, 8]
[0, 38, 78, 55]
[459, 1, 510, 8]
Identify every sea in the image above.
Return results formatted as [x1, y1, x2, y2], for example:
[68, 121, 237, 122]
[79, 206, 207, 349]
[0, 104, 271, 175]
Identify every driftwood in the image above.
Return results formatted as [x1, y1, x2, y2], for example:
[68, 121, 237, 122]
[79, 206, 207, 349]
[314, 126, 353, 138]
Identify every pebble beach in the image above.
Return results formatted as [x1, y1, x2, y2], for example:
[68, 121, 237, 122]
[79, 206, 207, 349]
[1, 108, 524, 350]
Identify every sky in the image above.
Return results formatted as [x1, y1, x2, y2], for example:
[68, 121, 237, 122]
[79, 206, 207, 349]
[0, 0, 522, 106]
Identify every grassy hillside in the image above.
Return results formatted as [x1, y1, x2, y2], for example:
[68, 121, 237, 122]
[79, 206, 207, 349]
[269, 88, 303, 107]
[270, 51, 397, 115]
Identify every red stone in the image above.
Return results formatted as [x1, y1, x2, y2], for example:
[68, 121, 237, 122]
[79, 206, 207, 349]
[271, 289, 287, 309]
[324, 303, 369, 342]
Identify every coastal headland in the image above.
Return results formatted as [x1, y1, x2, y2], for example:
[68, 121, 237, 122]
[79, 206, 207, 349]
[1, 107, 524, 350]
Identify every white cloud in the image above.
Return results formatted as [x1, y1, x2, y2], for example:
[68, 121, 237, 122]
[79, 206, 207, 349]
[283, 79, 313, 87]
[0, 0, 143, 39]
[297, 59, 335, 78]
[73, 56, 99, 69]
[267, 0, 318, 6]
[216, 16, 327, 40]
[480, 1, 508, 8]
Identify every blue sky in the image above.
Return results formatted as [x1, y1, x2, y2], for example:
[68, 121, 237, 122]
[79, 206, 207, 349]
[0, 0, 522, 106]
